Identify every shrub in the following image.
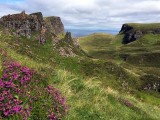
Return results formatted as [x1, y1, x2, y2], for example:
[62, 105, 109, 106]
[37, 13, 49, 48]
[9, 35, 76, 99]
[0, 60, 67, 120]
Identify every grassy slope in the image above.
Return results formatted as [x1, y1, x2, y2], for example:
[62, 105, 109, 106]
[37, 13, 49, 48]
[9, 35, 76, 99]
[0, 30, 160, 120]
[78, 33, 160, 118]
[79, 33, 123, 60]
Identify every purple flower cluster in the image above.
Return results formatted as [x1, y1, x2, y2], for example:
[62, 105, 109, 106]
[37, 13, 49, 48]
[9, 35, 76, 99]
[46, 86, 68, 120]
[0, 61, 33, 119]
[2, 61, 32, 85]
[0, 60, 68, 119]
[0, 89, 23, 117]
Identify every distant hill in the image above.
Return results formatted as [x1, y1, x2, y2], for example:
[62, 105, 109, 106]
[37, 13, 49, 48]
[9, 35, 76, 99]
[65, 29, 118, 37]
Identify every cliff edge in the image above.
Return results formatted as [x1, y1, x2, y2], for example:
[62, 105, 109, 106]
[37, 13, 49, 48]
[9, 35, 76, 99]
[119, 23, 160, 44]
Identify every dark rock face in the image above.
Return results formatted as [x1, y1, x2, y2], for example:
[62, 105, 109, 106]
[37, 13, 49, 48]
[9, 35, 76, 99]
[119, 24, 133, 33]
[120, 24, 160, 44]
[44, 16, 64, 35]
[64, 32, 72, 43]
[123, 30, 143, 44]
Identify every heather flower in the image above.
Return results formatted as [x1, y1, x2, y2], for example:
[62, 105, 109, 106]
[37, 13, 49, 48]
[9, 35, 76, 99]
[12, 106, 22, 113]
[3, 73, 8, 79]
[0, 79, 4, 88]
[12, 72, 19, 80]
[0, 60, 68, 119]
[0, 96, 4, 101]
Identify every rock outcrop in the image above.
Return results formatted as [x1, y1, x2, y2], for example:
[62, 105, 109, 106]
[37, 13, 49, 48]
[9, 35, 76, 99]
[64, 32, 72, 43]
[52, 32, 83, 57]
[0, 11, 42, 38]
[44, 16, 64, 35]
[0, 11, 64, 39]
[119, 23, 160, 44]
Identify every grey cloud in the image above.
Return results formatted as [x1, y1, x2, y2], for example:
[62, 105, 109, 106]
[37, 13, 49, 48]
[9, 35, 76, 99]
[0, 0, 160, 30]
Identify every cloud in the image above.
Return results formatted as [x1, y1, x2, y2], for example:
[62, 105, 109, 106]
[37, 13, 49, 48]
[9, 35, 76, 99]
[0, 0, 160, 30]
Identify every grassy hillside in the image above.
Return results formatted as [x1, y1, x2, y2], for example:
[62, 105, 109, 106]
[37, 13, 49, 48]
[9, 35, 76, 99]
[78, 32, 160, 115]
[0, 29, 160, 120]
[79, 33, 124, 60]
[125, 23, 160, 31]
[79, 32, 160, 65]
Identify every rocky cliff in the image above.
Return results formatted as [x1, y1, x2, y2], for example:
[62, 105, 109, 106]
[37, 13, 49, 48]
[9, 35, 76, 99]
[0, 11, 64, 39]
[119, 23, 160, 44]
[0, 11, 83, 57]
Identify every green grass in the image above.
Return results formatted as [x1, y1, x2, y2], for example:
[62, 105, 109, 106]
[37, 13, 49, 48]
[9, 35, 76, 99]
[124, 34, 160, 47]
[0, 30, 160, 120]
[125, 23, 160, 31]
[78, 33, 124, 60]
[78, 32, 160, 116]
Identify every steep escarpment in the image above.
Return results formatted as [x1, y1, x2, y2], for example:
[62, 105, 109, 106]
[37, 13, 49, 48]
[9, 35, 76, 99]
[120, 23, 160, 44]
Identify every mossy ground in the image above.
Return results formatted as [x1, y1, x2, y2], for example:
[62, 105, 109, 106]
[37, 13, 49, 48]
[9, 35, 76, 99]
[0, 30, 160, 119]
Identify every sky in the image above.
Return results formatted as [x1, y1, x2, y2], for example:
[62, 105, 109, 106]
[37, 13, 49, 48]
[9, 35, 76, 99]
[0, 0, 160, 30]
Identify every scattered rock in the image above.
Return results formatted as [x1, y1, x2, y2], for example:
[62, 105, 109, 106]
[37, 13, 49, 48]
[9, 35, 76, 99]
[58, 47, 75, 57]
[140, 74, 160, 92]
